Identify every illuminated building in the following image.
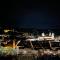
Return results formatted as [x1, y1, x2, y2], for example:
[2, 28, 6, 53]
[38, 32, 55, 41]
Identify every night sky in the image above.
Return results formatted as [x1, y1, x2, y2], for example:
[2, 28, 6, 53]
[0, 2, 60, 29]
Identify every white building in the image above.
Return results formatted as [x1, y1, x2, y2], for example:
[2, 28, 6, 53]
[38, 32, 55, 41]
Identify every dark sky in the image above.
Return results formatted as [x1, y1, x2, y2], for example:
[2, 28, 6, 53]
[0, 2, 60, 29]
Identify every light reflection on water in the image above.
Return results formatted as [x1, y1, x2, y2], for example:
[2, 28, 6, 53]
[0, 55, 60, 60]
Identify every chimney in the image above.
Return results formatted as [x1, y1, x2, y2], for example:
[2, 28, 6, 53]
[52, 33, 54, 38]
[42, 32, 45, 36]
[49, 32, 51, 36]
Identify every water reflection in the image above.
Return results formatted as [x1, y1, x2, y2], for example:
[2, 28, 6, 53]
[0, 55, 60, 60]
[37, 55, 60, 60]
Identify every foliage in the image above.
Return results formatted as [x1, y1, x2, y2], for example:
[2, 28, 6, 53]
[0, 46, 17, 56]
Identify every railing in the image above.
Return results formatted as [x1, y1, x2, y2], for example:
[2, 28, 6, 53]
[17, 40, 60, 50]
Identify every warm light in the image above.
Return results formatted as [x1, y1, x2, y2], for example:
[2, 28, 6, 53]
[4, 29, 13, 33]
[4, 30, 9, 33]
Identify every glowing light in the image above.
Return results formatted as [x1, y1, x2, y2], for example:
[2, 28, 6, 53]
[4, 29, 13, 33]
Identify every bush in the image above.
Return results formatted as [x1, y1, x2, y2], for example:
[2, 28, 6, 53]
[0, 46, 17, 56]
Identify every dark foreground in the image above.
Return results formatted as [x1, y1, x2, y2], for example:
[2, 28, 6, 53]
[0, 55, 60, 60]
